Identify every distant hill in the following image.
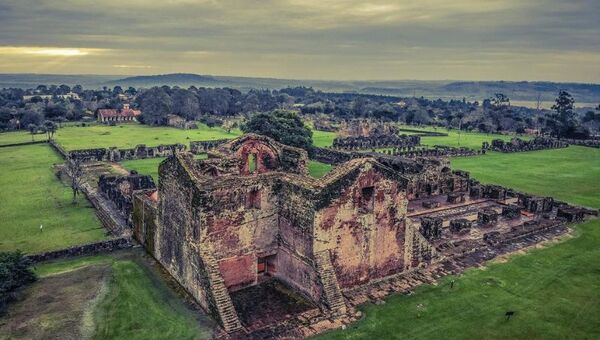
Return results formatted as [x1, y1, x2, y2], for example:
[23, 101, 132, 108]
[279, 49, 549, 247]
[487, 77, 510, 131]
[1, 73, 599, 104]
[105, 73, 226, 88]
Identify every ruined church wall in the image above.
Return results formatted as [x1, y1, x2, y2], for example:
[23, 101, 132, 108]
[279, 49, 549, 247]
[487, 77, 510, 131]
[314, 166, 408, 288]
[132, 191, 158, 252]
[274, 182, 323, 301]
[274, 246, 323, 303]
[201, 179, 280, 289]
[154, 156, 214, 313]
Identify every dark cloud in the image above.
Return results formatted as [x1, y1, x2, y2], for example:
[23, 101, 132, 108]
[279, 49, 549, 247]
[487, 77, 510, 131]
[0, 0, 598, 81]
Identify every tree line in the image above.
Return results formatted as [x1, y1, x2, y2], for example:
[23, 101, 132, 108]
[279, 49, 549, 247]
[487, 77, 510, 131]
[0, 84, 597, 139]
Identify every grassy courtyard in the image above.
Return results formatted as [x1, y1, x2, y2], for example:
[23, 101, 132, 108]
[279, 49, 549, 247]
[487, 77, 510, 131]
[319, 146, 600, 339]
[0, 144, 106, 253]
[53, 123, 241, 151]
[0, 251, 215, 339]
[452, 146, 600, 208]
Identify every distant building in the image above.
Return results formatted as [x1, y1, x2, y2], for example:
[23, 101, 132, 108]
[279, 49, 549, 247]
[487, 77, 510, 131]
[97, 104, 141, 123]
[23, 92, 80, 102]
[166, 114, 197, 129]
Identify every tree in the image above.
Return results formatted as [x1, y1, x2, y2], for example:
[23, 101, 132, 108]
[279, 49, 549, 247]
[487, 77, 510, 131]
[489, 93, 511, 132]
[0, 251, 36, 312]
[545, 90, 582, 138]
[64, 156, 84, 204]
[43, 120, 57, 140]
[136, 87, 173, 125]
[27, 124, 37, 141]
[242, 110, 313, 154]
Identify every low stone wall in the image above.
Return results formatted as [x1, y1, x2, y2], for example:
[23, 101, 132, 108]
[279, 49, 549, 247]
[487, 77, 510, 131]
[69, 143, 186, 162]
[561, 138, 600, 148]
[0, 140, 47, 148]
[312, 147, 353, 165]
[26, 237, 133, 263]
[49, 139, 68, 158]
[483, 136, 568, 153]
[332, 134, 420, 150]
[189, 139, 231, 154]
[396, 128, 448, 137]
[377, 145, 482, 158]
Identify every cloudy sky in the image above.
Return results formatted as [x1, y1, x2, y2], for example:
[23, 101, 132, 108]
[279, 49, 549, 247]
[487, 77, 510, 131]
[0, 0, 598, 82]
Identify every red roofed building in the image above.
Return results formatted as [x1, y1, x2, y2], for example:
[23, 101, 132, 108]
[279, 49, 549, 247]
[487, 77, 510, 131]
[97, 104, 141, 123]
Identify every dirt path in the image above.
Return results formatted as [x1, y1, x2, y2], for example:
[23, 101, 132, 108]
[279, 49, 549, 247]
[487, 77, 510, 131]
[109, 162, 130, 176]
[0, 264, 111, 339]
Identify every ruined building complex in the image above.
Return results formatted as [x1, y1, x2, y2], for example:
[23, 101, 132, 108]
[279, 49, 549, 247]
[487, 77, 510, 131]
[127, 134, 595, 336]
[132, 134, 442, 333]
[332, 119, 420, 150]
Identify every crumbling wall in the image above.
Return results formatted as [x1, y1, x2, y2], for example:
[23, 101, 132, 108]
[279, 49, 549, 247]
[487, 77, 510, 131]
[484, 137, 568, 153]
[201, 179, 281, 289]
[98, 173, 155, 218]
[189, 139, 231, 153]
[132, 190, 158, 252]
[69, 143, 186, 162]
[313, 164, 409, 288]
[154, 155, 215, 313]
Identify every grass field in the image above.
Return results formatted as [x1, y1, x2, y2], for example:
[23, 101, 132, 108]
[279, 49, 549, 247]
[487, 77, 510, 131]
[53, 123, 241, 150]
[396, 125, 521, 150]
[312, 129, 336, 147]
[0, 144, 106, 253]
[0, 130, 47, 145]
[0, 251, 215, 339]
[93, 258, 213, 339]
[452, 146, 600, 208]
[319, 145, 600, 340]
[308, 160, 333, 178]
[121, 154, 207, 182]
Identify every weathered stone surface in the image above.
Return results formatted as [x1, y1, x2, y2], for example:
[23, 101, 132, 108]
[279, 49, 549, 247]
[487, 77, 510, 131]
[484, 136, 568, 153]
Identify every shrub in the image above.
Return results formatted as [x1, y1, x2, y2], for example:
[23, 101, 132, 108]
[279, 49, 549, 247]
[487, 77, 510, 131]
[0, 251, 37, 313]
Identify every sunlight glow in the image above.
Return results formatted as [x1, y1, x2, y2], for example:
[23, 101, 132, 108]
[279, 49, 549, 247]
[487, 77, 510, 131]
[0, 46, 102, 57]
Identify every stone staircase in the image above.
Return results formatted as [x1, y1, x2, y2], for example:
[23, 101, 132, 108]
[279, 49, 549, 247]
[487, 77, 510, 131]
[314, 251, 347, 316]
[198, 247, 243, 333]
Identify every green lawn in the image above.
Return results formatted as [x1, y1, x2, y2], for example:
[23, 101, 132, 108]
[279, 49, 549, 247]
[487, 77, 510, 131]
[32, 253, 214, 339]
[0, 145, 106, 253]
[54, 123, 241, 151]
[452, 146, 600, 208]
[312, 129, 336, 147]
[0, 130, 46, 145]
[121, 154, 207, 182]
[396, 125, 520, 150]
[319, 145, 600, 340]
[309, 160, 333, 178]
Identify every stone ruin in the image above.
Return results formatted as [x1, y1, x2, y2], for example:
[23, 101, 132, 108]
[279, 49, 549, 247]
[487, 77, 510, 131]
[332, 119, 420, 150]
[313, 118, 337, 132]
[69, 143, 187, 162]
[189, 139, 231, 154]
[337, 119, 400, 138]
[113, 133, 597, 337]
[483, 136, 568, 153]
[560, 138, 600, 148]
[131, 134, 443, 334]
[98, 172, 155, 220]
[332, 134, 420, 150]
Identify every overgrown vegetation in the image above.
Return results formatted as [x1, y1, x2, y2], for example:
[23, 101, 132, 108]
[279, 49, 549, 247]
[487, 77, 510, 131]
[0, 251, 37, 313]
[242, 110, 314, 154]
